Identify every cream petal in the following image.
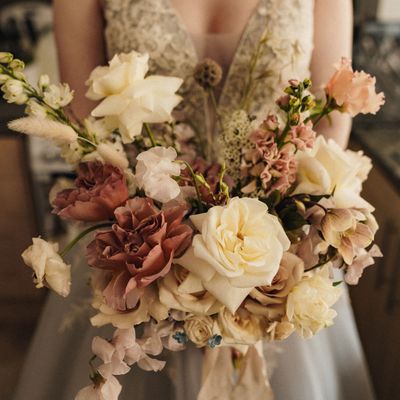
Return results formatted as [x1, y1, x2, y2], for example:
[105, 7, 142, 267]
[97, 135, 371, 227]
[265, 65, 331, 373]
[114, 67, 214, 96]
[203, 275, 251, 313]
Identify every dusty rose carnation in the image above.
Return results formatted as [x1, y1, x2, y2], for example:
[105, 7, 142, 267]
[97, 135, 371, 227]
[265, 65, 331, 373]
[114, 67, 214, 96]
[325, 57, 385, 116]
[52, 161, 129, 222]
[86, 198, 192, 311]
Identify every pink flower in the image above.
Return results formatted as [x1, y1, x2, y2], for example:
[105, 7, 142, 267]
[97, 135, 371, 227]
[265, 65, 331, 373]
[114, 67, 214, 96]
[325, 57, 385, 116]
[344, 244, 382, 285]
[52, 162, 129, 222]
[86, 198, 192, 311]
[288, 122, 316, 150]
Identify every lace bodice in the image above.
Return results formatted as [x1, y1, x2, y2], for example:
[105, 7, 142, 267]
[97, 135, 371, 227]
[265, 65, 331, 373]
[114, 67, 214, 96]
[103, 0, 314, 131]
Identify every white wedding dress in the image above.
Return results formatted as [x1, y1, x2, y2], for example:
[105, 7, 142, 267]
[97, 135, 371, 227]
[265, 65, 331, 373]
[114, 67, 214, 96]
[14, 1, 376, 399]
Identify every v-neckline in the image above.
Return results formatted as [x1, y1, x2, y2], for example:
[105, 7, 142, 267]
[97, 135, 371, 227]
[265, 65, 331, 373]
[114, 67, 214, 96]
[163, 0, 265, 105]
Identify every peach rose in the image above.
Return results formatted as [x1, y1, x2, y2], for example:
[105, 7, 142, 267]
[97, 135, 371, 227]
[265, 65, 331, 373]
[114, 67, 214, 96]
[325, 57, 385, 117]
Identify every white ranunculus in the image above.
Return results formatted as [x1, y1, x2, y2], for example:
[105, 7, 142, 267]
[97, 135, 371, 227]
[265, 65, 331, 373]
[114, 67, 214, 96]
[135, 146, 182, 203]
[87, 51, 183, 143]
[293, 136, 373, 210]
[286, 265, 342, 339]
[2, 79, 28, 104]
[21, 237, 71, 297]
[43, 83, 74, 109]
[175, 197, 291, 313]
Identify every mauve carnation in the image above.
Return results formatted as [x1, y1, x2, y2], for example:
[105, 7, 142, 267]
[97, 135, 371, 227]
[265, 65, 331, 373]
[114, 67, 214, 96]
[53, 162, 129, 222]
[86, 198, 192, 311]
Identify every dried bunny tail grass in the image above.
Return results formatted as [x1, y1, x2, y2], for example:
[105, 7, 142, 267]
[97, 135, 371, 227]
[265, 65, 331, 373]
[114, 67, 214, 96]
[97, 142, 129, 170]
[8, 116, 78, 144]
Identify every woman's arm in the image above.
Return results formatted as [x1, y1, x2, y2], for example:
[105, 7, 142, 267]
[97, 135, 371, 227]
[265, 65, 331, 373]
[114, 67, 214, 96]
[311, 0, 353, 148]
[53, 0, 107, 120]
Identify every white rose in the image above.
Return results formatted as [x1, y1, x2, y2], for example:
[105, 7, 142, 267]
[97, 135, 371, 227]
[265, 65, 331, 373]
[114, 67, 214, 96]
[294, 136, 373, 210]
[184, 315, 215, 347]
[43, 83, 74, 109]
[135, 146, 182, 203]
[218, 308, 262, 345]
[2, 79, 28, 104]
[286, 265, 342, 339]
[21, 237, 71, 297]
[87, 51, 183, 143]
[176, 197, 290, 313]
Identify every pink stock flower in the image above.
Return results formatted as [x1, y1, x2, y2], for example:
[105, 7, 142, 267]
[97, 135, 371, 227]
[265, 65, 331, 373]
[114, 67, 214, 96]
[53, 162, 129, 222]
[325, 57, 385, 117]
[288, 122, 316, 150]
[86, 197, 192, 311]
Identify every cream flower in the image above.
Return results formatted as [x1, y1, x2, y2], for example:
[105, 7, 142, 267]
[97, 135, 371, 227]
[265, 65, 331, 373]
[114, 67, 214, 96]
[176, 197, 290, 313]
[294, 136, 373, 210]
[265, 320, 295, 341]
[158, 265, 222, 315]
[184, 315, 215, 347]
[218, 307, 262, 345]
[286, 265, 342, 339]
[43, 83, 74, 109]
[2, 79, 28, 104]
[21, 237, 71, 297]
[87, 51, 183, 143]
[135, 146, 182, 203]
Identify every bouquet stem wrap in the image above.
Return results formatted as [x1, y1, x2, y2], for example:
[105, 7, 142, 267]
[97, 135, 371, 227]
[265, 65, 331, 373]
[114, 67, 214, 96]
[198, 345, 274, 400]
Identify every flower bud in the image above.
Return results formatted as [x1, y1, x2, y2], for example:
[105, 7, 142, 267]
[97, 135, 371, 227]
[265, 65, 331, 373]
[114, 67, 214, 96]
[2, 79, 29, 105]
[0, 74, 9, 85]
[38, 74, 50, 90]
[9, 59, 25, 71]
[0, 52, 13, 64]
[289, 79, 300, 88]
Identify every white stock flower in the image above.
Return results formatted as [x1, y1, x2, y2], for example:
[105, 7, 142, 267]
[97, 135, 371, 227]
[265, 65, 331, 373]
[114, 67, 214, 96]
[87, 51, 183, 143]
[286, 265, 342, 339]
[294, 136, 373, 210]
[84, 117, 113, 141]
[2, 79, 28, 104]
[25, 99, 48, 118]
[8, 117, 78, 144]
[176, 197, 290, 313]
[135, 146, 182, 203]
[21, 237, 71, 297]
[43, 83, 74, 109]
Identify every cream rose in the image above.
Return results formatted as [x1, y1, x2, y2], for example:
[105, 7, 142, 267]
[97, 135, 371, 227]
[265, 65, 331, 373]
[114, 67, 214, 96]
[218, 308, 262, 345]
[158, 266, 222, 315]
[294, 136, 373, 210]
[184, 315, 215, 347]
[176, 197, 290, 313]
[286, 265, 342, 339]
[21, 237, 71, 297]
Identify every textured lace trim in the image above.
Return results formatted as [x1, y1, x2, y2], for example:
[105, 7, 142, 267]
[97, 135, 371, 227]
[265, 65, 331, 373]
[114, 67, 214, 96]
[103, 0, 314, 131]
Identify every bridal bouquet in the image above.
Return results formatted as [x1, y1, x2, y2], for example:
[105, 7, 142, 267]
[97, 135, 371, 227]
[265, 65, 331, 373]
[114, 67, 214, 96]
[0, 48, 384, 399]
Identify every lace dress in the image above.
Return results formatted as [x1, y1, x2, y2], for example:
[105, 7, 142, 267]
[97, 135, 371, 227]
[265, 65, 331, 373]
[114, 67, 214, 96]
[14, 1, 376, 399]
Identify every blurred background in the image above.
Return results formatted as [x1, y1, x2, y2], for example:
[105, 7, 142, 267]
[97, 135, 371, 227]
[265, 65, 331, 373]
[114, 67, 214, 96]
[0, 0, 399, 399]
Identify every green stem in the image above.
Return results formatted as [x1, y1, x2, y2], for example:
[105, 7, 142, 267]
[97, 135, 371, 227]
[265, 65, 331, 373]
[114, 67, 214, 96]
[180, 161, 204, 212]
[59, 222, 113, 257]
[144, 123, 157, 147]
[306, 254, 336, 272]
[209, 89, 224, 133]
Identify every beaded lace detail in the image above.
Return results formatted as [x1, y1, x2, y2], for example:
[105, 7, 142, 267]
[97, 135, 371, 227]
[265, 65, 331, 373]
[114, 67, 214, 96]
[103, 0, 314, 132]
